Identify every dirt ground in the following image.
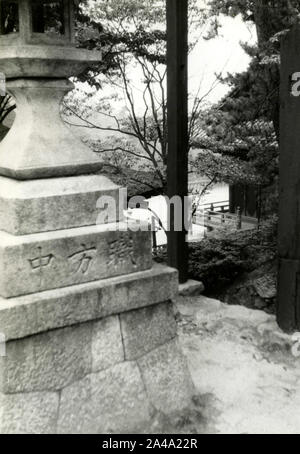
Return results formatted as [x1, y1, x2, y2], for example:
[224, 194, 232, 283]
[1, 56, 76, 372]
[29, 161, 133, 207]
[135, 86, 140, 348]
[176, 295, 300, 434]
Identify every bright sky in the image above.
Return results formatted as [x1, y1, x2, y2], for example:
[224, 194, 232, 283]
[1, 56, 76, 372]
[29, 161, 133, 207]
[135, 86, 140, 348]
[95, 13, 258, 117]
[189, 14, 257, 103]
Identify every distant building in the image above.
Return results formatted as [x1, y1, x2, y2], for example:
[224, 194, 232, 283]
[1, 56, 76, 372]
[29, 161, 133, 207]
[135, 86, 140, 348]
[229, 184, 260, 218]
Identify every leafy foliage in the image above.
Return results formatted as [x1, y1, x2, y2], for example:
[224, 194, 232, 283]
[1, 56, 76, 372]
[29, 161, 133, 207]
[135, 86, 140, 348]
[102, 166, 163, 198]
[154, 215, 278, 293]
[190, 1, 300, 204]
[76, 0, 205, 83]
[70, 1, 300, 202]
[0, 95, 15, 126]
[65, 1, 213, 190]
[192, 115, 278, 187]
[203, 0, 300, 137]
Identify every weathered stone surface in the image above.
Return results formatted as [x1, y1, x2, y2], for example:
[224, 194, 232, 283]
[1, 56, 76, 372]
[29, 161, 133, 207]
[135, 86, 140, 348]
[0, 79, 104, 180]
[0, 175, 126, 235]
[0, 264, 178, 341]
[0, 391, 59, 434]
[120, 302, 177, 360]
[138, 339, 194, 413]
[179, 280, 205, 297]
[224, 264, 277, 314]
[123, 267, 179, 311]
[58, 362, 151, 434]
[252, 274, 277, 299]
[0, 223, 152, 297]
[0, 45, 101, 79]
[92, 316, 124, 372]
[0, 323, 92, 393]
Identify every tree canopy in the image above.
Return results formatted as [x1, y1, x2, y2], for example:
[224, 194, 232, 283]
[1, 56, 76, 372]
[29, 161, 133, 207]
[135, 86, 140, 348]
[191, 0, 300, 197]
[67, 0, 300, 207]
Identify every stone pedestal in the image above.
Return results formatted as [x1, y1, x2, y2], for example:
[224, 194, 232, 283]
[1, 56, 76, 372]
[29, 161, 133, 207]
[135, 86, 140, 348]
[0, 172, 195, 434]
[0, 20, 194, 430]
[0, 80, 104, 179]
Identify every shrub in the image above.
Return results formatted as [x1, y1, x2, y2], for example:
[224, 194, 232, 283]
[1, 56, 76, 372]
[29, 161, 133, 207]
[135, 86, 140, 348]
[154, 216, 278, 294]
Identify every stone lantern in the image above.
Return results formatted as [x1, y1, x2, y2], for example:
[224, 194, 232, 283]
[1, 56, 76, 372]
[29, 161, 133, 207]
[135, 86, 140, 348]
[0, 0, 103, 178]
[0, 0, 74, 47]
[0, 0, 192, 435]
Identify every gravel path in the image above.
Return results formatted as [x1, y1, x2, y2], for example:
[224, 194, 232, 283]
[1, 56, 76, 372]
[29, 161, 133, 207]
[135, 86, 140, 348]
[176, 296, 300, 434]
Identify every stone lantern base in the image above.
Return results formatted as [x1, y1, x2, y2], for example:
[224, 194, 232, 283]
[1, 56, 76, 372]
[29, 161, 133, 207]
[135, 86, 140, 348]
[0, 79, 104, 179]
[0, 173, 194, 434]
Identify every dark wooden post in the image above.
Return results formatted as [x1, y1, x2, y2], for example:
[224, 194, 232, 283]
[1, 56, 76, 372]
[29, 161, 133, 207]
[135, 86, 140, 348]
[236, 207, 242, 230]
[278, 24, 300, 332]
[166, 0, 188, 284]
[151, 216, 157, 250]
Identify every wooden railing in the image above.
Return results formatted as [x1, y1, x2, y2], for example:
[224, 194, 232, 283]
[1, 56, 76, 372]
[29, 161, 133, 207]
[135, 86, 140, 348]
[193, 201, 258, 231]
[195, 200, 230, 214]
[128, 199, 258, 250]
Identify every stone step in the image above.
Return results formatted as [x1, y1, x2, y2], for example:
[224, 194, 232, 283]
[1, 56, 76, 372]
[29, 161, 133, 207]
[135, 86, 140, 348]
[0, 223, 152, 298]
[0, 264, 178, 341]
[0, 175, 126, 235]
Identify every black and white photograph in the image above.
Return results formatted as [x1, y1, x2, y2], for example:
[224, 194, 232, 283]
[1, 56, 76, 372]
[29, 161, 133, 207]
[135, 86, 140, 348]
[0, 0, 298, 437]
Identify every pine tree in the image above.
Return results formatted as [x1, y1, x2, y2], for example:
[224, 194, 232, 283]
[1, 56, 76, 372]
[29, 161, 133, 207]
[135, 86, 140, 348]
[192, 1, 300, 215]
